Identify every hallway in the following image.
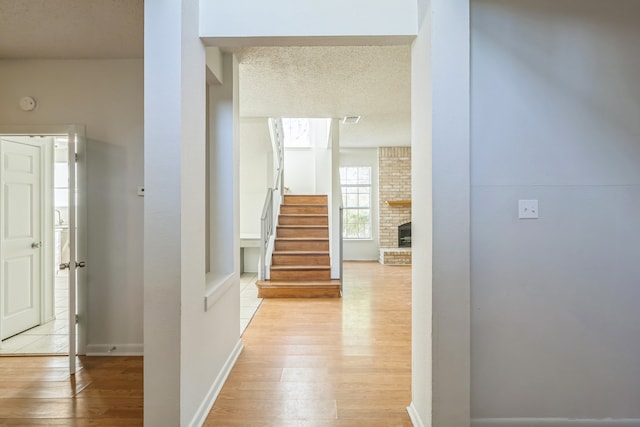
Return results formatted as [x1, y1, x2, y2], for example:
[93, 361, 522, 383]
[205, 261, 412, 426]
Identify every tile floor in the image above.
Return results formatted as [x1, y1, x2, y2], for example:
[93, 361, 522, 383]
[1, 271, 261, 354]
[240, 272, 263, 334]
[0, 273, 69, 355]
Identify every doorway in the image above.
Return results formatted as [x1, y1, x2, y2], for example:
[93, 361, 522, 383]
[0, 133, 78, 357]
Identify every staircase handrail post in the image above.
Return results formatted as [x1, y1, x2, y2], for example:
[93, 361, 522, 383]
[260, 188, 274, 281]
[339, 204, 344, 290]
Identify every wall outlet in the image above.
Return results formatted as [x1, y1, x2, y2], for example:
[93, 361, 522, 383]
[518, 199, 538, 219]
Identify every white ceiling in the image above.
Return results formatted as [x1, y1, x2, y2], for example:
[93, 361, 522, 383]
[237, 46, 411, 148]
[0, 0, 411, 147]
[0, 0, 143, 59]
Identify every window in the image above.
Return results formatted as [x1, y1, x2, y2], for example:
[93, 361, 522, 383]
[340, 166, 372, 239]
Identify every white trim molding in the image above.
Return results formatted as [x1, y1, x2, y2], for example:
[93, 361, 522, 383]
[407, 402, 428, 427]
[188, 339, 244, 427]
[85, 344, 144, 356]
[472, 419, 640, 427]
[204, 272, 236, 311]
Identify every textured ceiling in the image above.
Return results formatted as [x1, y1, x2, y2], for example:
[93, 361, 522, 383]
[0, 1, 411, 147]
[237, 46, 411, 147]
[0, 0, 143, 59]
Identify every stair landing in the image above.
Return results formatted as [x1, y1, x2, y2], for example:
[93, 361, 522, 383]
[256, 279, 341, 298]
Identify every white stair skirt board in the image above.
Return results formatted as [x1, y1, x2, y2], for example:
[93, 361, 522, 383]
[189, 339, 243, 427]
[406, 402, 427, 427]
[85, 343, 144, 356]
[472, 419, 640, 427]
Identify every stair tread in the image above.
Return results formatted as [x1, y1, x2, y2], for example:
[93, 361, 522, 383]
[270, 265, 331, 270]
[257, 280, 341, 288]
[280, 213, 328, 216]
[273, 251, 330, 255]
[276, 237, 329, 241]
[278, 225, 328, 228]
[284, 203, 327, 208]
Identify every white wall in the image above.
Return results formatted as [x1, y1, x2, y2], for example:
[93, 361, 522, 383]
[239, 117, 271, 273]
[145, 2, 241, 425]
[185, 37, 242, 427]
[410, 8, 433, 425]
[144, 0, 184, 422]
[284, 149, 316, 194]
[0, 59, 144, 352]
[283, 118, 332, 195]
[340, 148, 379, 261]
[200, 0, 417, 45]
[471, 1, 640, 425]
[410, 1, 471, 427]
[313, 120, 331, 195]
[239, 117, 272, 236]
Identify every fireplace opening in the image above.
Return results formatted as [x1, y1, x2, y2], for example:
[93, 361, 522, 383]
[398, 222, 411, 248]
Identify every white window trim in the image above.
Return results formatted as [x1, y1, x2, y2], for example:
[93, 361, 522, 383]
[340, 166, 372, 240]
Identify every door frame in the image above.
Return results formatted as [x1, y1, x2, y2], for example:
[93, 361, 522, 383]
[0, 125, 87, 359]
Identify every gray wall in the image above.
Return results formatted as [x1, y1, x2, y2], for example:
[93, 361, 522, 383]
[0, 59, 144, 353]
[471, 0, 640, 424]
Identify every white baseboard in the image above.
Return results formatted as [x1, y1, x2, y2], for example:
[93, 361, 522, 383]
[188, 339, 244, 427]
[85, 343, 143, 356]
[472, 419, 640, 427]
[407, 402, 428, 427]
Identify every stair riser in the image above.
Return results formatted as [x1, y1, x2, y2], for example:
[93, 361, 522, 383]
[284, 195, 327, 205]
[272, 254, 330, 266]
[270, 269, 331, 281]
[280, 205, 328, 215]
[277, 228, 328, 238]
[279, 215, 328, 226]
[258, 287, 341, 298]
[275, 241, 329, 251]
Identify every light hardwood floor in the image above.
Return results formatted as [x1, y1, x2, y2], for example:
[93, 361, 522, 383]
[0, 262, 411, 426]
[206, 261, 412, 426]
[0, 356, 143, 425]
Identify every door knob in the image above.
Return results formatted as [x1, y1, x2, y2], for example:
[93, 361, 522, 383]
[59, 263, 70, 270]
[76, 261, 86, 268]
[31, 242, 42, 249]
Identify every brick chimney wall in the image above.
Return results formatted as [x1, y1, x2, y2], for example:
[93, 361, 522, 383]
[378, 147, 411, 248]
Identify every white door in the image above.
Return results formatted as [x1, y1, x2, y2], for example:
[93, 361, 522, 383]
[0, 138, 43, 340]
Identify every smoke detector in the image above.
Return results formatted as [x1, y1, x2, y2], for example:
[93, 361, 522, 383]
[342, 115, 361, 125]
[20, 96, 37, 112]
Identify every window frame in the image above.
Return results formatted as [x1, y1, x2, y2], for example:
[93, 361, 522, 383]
[340, 166, 372, 240]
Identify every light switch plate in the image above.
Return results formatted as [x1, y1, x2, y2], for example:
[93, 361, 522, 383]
[519, 199, 538, 219]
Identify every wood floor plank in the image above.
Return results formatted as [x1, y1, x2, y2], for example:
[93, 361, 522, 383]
[206, 261, 412, 425]
[0, 355, 142, 425]
[0, 262, 410, 425]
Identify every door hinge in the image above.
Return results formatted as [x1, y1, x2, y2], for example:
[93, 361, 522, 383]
[75, 153, 78, 162]
[75, 314, 79, 324]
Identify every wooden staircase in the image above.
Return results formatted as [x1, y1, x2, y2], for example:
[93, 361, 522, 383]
[256, 194, 341, 298]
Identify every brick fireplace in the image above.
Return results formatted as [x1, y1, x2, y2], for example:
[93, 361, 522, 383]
[378, 147, 411, 265]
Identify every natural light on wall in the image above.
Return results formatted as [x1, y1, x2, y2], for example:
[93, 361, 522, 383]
[282, 118, 311, 148]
